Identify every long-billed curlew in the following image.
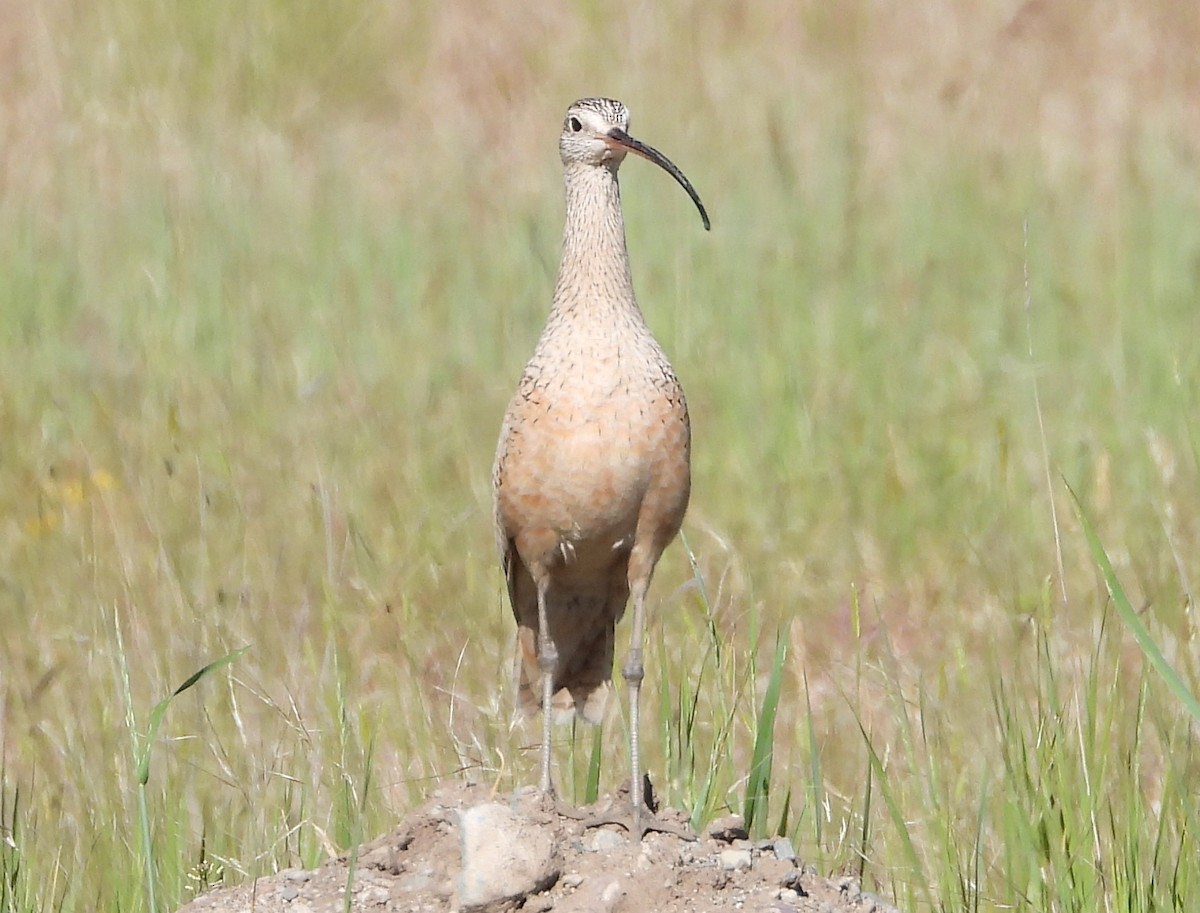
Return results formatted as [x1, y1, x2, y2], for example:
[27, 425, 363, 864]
[492, 97, 709, 837]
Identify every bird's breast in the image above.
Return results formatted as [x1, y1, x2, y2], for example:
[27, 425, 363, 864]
[495, 336, 690, 555]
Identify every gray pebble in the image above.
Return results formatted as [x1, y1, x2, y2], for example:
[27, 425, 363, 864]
[719, 848, 753, 871]
[361, 885, 390, 906]
[396, 872, 435, 894]
[772, 836, 797, 863]
[708, 814, 749, 843]
[585, 829, 626, 853]
[600, 879, 624, 908]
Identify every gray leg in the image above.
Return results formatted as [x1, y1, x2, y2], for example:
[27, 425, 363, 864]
[537, 577, 557, 797]
[576, 548, 694, 840]
[623, 580, 648, 836]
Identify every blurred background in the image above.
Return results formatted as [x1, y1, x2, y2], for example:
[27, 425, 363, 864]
[1, 1, 1198, 910]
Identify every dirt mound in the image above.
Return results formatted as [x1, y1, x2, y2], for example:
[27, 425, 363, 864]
[177, 782, 900, 913]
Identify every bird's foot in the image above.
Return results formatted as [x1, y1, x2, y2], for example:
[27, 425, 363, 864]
[549, 799, 591, 821]
[511, 785, 592, 824]
[577, 776, 697, 841]
[579, 807, 697, 841]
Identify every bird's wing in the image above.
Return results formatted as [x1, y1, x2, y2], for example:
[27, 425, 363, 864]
[499, 534, 525, 624]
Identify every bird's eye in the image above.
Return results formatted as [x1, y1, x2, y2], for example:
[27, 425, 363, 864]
[568, 116, 582, 132]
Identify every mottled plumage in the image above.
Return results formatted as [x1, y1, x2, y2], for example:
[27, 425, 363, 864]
[492, 97, 709, 835]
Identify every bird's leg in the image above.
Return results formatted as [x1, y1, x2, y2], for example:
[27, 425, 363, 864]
[536, 574, 557, 799]
[530, 573, 593, 822]
[580, 554, 694, 841]
[623, 579, 648, 836]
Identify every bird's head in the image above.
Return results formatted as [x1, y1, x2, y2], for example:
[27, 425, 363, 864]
[559, 97, 710, 231]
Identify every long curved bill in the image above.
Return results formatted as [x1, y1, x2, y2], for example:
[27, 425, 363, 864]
[606, 128, 711, 231]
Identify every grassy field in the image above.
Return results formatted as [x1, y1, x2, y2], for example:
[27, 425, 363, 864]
[2, 1, 1199, 910]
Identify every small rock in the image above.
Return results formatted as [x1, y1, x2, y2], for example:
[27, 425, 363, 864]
[457, 803, 560, 911]
[708, 814, 749, 843]
[719, 848, 753, 871]
[284, 869, 312, 883]
[772, 837, 797, 863]
[778, 888, 800, 902]
[600, 879, 624, 910]
[836, 876, 861, 898]
[584, 829, 626, 853]
[360, 885, 390, 906]
[396, 872, 435, 893]
[781, 870, 806, 894]
[279, 885, 300, 901]
[361, 842, 401, 873]
[562, 873, 585, 889]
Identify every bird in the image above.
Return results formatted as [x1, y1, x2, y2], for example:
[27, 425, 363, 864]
[492, 96, 709, 838]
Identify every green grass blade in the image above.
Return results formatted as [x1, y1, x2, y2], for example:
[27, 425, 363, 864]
[680, 530, 721, 661]
[970, 761, 989, 913]
[342, 730, 376, 913]
[857, 749, 871, 884]
[113, 607, 158, 913]
[774, 786, 791, 838]
[121, 642, 249, 913]
[742, 625, 788, 835]
[803, 671, 823, 848]
[138, 647, 251, 786]
[0, 769, 23, 913]
[586, 724, 602, 805]
[1067, 482, 1200, 723]
[857, 721, 933, 909]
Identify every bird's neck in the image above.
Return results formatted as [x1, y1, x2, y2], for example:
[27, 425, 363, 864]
[552, 163, 639, 317]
